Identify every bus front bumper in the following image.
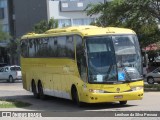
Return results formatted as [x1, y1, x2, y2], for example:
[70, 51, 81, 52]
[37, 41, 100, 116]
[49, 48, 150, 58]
[81, 90, 143, 103]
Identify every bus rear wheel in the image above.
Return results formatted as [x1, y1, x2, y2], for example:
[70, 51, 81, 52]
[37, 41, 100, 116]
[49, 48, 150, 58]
[38, 81, 46, 100]
[71, 86, 84, 107]
[119, 101, 127, 105]
[31, 81, 39, 98]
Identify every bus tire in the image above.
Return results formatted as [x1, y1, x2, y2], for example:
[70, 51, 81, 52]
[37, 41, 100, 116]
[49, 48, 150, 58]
[38, 81, 46, 100]
[119, 101, 127, 105]
[71, 86, 84, 107]
[31, 80, 39, 98]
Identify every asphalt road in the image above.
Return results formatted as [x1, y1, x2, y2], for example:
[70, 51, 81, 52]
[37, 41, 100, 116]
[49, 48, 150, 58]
[0, 80, 160, 120]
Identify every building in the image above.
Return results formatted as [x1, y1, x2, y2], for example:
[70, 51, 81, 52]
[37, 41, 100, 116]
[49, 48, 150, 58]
[0, 0, 9, 34]
[8, 0, 104, 38]
[8, 0, 48, 38]
[1, 0, 104, 64]
[48, 0, 103, 27]
[0, 0, 9, 64]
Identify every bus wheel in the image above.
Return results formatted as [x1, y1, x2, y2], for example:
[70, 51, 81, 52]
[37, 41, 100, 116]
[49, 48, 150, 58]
[31, 81, 39, 98]
[38, 81, 46, 100]
[71, 87, 84, 107]
[119, 101, 127, 105]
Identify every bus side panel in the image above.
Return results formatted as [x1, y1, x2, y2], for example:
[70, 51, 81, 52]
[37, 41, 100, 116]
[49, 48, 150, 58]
[61, 74, 71, 99]
[43, 73, 54, 96]
[21, 63, 32, 91]
[22, 72, 27, 90]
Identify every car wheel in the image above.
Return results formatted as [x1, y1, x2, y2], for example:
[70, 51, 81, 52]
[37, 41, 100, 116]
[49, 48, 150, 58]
[147, 77, 155, 84]
[8, 76, 14, 83]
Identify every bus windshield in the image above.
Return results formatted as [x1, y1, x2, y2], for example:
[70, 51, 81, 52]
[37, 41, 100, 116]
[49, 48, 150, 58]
[86, 35, 142, 83]
[113, 35, 142, 81]
[86, 36, 117, 83]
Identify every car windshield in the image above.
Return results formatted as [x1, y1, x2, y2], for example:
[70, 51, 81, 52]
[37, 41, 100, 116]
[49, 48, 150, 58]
[10, 67, 21, 71]
[153, 67, 160, 73]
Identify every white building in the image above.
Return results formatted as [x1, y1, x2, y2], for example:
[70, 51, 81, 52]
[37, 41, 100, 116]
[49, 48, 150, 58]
[47, 0, 104, 27]
[0, 0, 9, 48]
[0, 0, 9, 33]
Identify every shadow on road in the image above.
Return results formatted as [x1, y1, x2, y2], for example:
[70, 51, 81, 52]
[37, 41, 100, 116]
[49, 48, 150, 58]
[0, 94, 137, 111]
[0, 80, 22, 83]
[0, 82, 138, 111]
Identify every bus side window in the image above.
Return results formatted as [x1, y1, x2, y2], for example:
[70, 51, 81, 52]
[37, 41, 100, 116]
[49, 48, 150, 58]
[75, 35, 87, 82]
[28, 39, 36, 57]
[56, 36, 74, 59]
[20, 40, 29, 57]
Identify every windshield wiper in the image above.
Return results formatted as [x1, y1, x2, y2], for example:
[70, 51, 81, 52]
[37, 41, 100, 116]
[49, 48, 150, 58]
[121, 65, 132, 82]
[104, 64, 114, 81]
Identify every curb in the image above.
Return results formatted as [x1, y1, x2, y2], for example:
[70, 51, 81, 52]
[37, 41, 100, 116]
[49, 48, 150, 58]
[144, 88, 160, 92]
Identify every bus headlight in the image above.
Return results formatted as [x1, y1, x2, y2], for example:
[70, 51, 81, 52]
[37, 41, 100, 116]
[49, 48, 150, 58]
[131, 86, 143, 91]
[89, 89, 105, 93]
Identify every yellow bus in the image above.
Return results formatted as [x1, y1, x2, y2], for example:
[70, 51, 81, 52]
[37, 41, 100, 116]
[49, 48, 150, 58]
[20, 25, 144, 106]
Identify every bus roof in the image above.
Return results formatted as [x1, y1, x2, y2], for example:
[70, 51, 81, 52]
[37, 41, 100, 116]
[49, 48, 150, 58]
[21, 25, 136, 39]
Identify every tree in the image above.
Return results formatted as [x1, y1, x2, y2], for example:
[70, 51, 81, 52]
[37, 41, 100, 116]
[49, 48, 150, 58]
[48, 18, 58, 29]
[33, 17, 58, 33]
[0, 25, 11, 41]
[7, 39, 20, 65]
[86, 0, 160, 47]
[0, 26, 18, 64]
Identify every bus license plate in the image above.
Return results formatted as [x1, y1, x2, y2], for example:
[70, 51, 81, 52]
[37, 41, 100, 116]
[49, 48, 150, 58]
[114, 95, 123, 99]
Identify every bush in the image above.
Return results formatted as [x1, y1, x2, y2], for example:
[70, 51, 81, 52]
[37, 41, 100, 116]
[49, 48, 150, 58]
[144, 84, 160, 91]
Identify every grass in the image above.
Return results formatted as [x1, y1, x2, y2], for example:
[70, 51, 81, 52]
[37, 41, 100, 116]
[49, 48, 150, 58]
[0, 99, 31, 108]
[144, 84, 160, 91]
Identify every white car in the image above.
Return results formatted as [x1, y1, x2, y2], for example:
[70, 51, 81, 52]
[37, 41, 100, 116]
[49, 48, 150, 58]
[0, 65, 22, 83]
[146, 67, 160, 84]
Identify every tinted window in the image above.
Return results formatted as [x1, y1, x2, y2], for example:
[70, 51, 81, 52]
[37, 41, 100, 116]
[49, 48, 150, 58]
[0, 63, 7, 67]
[75, 35, 87, 82]
[10, 67, 21, 71]
[56, 36, 74, 58]
[21, 36, 75, 59]
[20, 39, 29, 57]
[28, 39, 36, 57]
[0, 8, 4, 19]
[36, 38, 49, 57]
